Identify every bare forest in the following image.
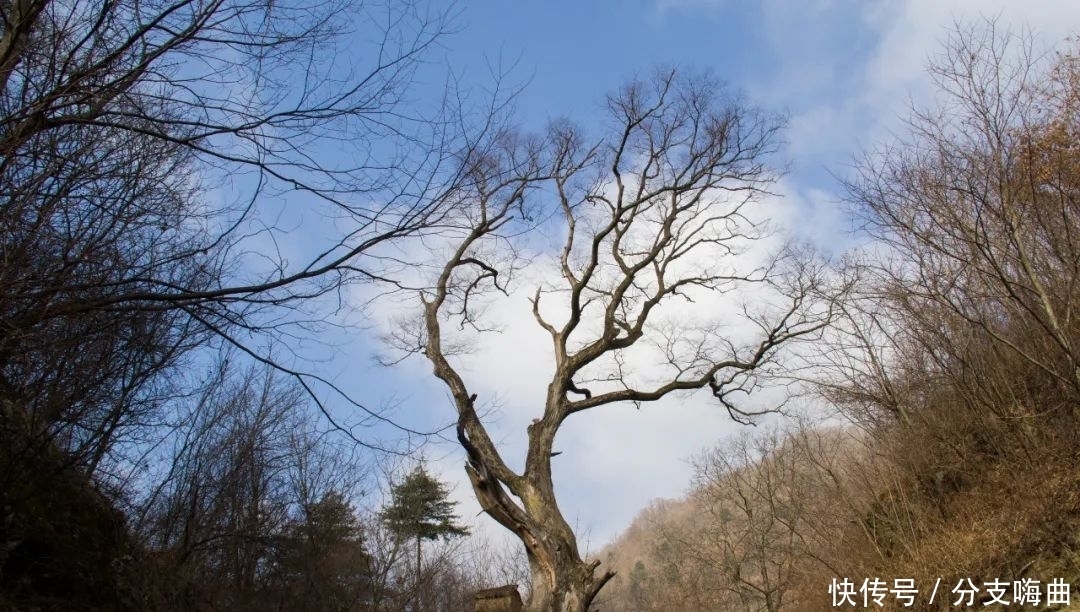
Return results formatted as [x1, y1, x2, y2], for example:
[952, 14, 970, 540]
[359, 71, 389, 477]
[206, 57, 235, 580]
[1, 2, 1078, 612]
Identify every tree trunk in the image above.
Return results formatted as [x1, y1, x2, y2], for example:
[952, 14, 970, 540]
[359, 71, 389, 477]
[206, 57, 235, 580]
[424, 300, 615, 611]
[463, 449, 613, 612]
[415, 534, 422, 612]
[523, 546, 605, 612]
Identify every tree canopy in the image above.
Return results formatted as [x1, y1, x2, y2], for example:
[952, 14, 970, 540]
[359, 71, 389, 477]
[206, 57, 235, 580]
[381, 466, 470, 544]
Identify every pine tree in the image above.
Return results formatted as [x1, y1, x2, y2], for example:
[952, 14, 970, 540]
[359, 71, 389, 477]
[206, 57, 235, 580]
[273, 491, 373, 612]
[380, 466, 469, 594]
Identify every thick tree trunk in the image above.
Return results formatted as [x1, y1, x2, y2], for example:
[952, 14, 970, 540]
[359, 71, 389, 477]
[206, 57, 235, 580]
[523, 546, 606, 612]
[423, 291, 614, 612]
[462, 441, 613, 612]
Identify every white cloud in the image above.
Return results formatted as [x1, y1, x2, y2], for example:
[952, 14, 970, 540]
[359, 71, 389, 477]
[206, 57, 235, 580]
[797, 1, 1080, 159]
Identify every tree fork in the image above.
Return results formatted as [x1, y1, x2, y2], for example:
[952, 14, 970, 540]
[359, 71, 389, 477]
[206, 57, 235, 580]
[414, 68, 825, 612]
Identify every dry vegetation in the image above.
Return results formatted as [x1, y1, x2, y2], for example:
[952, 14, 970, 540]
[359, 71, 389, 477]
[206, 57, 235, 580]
[0, 0, 530, 610]
[596, 26, 1080, 612]
[3, 2, 1080, 610]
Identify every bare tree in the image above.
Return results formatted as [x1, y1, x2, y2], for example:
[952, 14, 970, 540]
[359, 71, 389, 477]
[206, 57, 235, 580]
[686, 427, 822, 612]
[129, 357, 376, 612]
[808, 23, 1080, 508]
[833, 23, 1080, 429]
[400, 69, 837, 612]
[796, 23, 1080, 601]
[0, 0, 496, 487]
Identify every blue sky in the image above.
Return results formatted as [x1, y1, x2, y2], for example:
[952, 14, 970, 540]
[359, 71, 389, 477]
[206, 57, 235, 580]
[306, 0, 1080, 549]
[445, 1, 881, 192]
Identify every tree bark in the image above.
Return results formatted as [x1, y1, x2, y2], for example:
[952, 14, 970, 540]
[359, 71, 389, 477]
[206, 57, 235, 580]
[463, 439, 613, 612]
[453, 381, 613, 612]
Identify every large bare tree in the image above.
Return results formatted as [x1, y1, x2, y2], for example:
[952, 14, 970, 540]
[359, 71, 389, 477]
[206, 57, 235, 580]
[403, 69, 836, 612]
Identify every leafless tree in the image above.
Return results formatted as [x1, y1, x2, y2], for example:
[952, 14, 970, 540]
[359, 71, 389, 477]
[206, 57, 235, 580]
[794, 23, 1080, 602]
[683, 429, 808, 612]
[128, 357, 376, 611]
[0, 0, 497, 490]
[397, 68, 838, 612]
[818, 22, 1080, 462]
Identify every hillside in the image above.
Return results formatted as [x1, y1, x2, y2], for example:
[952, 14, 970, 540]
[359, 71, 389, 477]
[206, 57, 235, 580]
[596, 419, 1080, 612]
[592, 28, 1080, 612]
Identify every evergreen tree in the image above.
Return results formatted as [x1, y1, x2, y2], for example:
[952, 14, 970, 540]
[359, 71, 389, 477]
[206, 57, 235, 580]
[273, 491, 373, 612]
[380, 466, 469, 589]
